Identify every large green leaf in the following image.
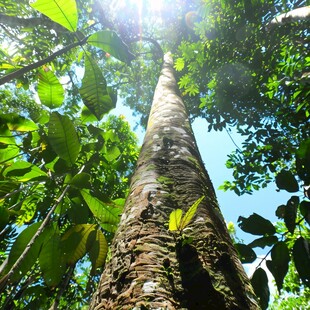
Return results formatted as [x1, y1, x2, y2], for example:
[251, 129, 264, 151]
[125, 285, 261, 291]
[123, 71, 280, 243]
[293, 237, 310, 287]
[30, 0, 78, 32]
[0, 113, 38, 131]
[37, 68, 64, 109]
[61, 224, 101, 265]
[238, 213, 276, 236]
[80, 190, 121, 232]
[3, 160, 47, 182]
[87, 30, 135, 64]
[266, 242, 290, 292]
[79, 54, 114, 120]
[88, 229, 108, 273]
[48, 112, 80, 166]
[251, 268, 270, 310]
[39, 229, 66, 287]
[4, 222, 47, 282]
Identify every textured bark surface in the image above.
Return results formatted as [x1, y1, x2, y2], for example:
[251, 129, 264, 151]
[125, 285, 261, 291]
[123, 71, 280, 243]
[90, 53, 260, 309]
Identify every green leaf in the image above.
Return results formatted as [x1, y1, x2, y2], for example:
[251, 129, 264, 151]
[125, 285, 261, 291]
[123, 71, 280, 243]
[69, 172, 91, 189]
[3, 161, 47, 182]
[79, 54, 114, 120]
[61, 224, 97, 265]
[238, 213, 276, 236]
[275, 170, 299, 193]
[48, 112, 80, 166]
[88, 229, 108, 273]
[0, 206, 10, 230]
[251, 268, 270, 310]
[284, 196, 298, 234]
[87, 30, 135, 64]
[30, 0, 78, 32]
[80, 190, 121, 232]
[179, 196, 205, 230]
[4, 222, 46, 282]
[39, 228, 66, 287]
[0, 113, 38, 131]
[169, 209, 183, 231]
[234, 243, 256, 263]
[248, 236, 278, 249]
[293, 237, 310, 287]
[104, 145, 121, 162]
[266, 242, 290, 292]
[37, 68, 64, 109]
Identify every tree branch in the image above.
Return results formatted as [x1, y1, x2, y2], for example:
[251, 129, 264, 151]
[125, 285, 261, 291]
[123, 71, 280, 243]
[267, 6, 310, 30]
[0, 37, 89, 86]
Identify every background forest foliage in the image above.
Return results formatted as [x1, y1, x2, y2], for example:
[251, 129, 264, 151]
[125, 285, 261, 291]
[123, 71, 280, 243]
[0, 0, 309, 309]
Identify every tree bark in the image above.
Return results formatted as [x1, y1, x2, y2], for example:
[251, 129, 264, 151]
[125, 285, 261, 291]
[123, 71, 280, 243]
[90, 53, 260, 309]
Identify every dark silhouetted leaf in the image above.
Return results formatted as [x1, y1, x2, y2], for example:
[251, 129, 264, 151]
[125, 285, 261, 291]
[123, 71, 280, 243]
[300, 200, 310, 225]
[248, 236, 278, 249]
[267, 242, 290, 292]
[293, 237, 310, 287]
[238, 213, 276, 235]
[275, 205, 286, 219]
[235, 243, 256, 263]
[275, 169, 299, 192]
[284, 196, 298, 234]
[251, 268, 270, 310]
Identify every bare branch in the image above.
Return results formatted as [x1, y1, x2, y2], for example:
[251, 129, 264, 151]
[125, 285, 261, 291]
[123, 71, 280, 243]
[267, 6, 310, 30]
[0, 37, 88, 86]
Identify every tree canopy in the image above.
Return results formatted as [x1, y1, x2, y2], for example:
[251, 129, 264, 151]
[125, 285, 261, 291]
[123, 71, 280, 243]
[0, 0, 309, 309]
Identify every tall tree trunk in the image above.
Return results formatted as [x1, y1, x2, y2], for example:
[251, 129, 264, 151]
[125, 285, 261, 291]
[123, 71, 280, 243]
[90, 53, 259, 309]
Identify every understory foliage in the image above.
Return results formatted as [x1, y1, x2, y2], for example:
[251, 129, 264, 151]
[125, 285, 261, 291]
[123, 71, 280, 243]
[0, 0, 309, 309]
[0, 0, 139, 308]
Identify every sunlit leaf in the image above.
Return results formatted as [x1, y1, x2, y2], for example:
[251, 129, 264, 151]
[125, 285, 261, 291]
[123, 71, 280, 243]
[48, 112, 81, 166]
[69, 172, 91, 189]
[0, 113, 38, 131]
[37, 67, 64, 109]
[30, 0, 78, 32]
[80, 190, 121, 232]
[179, 196, 204, 230]
[169, 209, 183, 231]
[3, 161, 47, 182]
[79, 54, 114, 121]
[87, 30, 135, 64]
[88, 229, 108, 273]
[61, 224, 96, 265]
